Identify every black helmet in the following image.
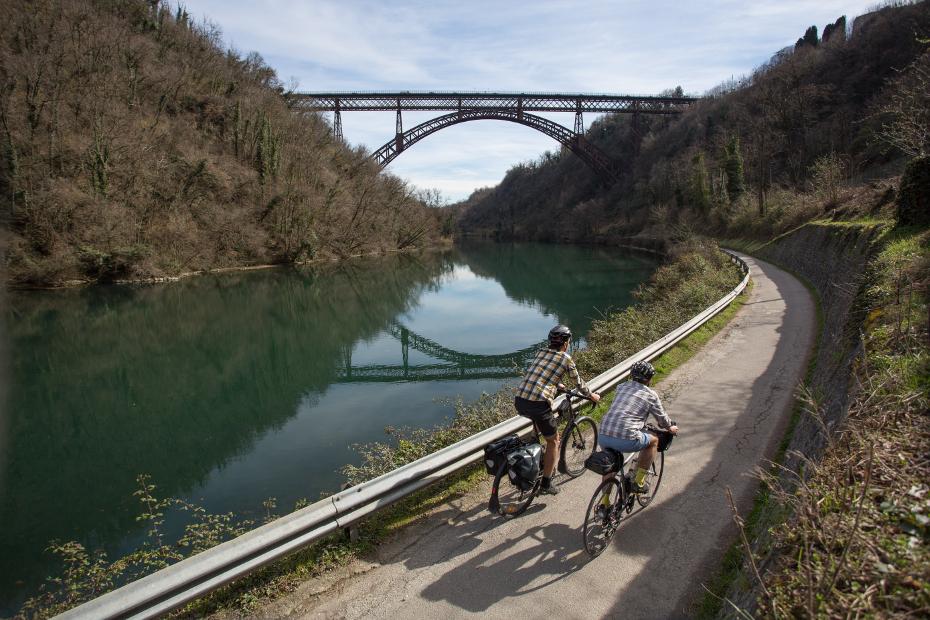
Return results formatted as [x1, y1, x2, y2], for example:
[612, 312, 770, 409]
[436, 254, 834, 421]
[631, 361, 656, 383]
[548, 324, 572, 348]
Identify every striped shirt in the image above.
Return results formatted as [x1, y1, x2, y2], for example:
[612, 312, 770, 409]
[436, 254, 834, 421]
[600, 380, 671, 440]
[515, 348, 589, 404]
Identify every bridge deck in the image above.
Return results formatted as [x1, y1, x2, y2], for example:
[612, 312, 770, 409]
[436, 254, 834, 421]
[289, 91, 696, 114]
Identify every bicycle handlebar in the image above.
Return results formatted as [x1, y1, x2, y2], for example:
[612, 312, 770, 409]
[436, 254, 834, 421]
[556, 384, 596, 403]
[645, 421, 678, 435]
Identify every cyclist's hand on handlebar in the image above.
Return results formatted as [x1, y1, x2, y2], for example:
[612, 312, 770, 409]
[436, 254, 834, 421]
[557, 383, 567, 392]
[668, 425, 679, 435]
[590, 392, 601, 403]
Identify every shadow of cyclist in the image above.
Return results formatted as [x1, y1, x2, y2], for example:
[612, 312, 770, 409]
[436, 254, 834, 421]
[395, 496, 547, 571]
[419, 521, 586, 612]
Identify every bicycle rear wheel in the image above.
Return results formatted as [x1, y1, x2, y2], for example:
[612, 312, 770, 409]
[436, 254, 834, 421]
[634, 451, 665, 508]
[583, 477, 625, 557]
[490, 462, 539, 517]
[559, 417, 598, 478]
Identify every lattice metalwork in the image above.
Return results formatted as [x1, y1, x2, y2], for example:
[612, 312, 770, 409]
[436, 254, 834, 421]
[289, 91, 696, 114]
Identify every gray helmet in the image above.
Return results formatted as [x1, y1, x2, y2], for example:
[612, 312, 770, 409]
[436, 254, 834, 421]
[631, 361, 656, 383]
[548, 324, 572, 348]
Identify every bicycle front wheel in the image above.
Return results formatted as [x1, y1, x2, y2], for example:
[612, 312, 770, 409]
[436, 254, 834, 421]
[491, 462, 539, 517]
[559, 417, 598, 478]
[583, 477, 625, 557]
[635, 450, 665, 508]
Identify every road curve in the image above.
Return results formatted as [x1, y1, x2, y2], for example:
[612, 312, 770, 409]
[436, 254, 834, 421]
[258, 253, 815, 619]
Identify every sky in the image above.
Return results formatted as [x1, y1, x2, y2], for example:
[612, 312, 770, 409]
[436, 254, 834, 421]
[181, 0, 880, 202]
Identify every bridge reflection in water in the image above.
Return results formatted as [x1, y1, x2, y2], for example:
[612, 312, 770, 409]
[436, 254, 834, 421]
[336, 321, 544, 382]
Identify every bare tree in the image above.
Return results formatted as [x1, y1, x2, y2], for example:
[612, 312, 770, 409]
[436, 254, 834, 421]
[876, 51, 930, 157]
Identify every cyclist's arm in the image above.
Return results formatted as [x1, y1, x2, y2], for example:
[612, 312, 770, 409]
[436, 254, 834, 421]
[565, 357, 601, 402]
[650, 393, 673, 430]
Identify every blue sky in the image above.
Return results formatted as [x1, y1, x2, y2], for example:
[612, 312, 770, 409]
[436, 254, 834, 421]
[182, 0, 879, 202]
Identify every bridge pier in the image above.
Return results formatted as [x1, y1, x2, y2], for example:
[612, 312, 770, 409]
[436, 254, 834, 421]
[395, 103, 404, 154]
[333, 98, 343, 141]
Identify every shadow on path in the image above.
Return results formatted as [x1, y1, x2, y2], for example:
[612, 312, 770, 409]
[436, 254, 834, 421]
[419, 521, 588, 612]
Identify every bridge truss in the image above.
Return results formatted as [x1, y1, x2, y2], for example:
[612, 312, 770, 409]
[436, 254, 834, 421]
[288, 91, 696, 183]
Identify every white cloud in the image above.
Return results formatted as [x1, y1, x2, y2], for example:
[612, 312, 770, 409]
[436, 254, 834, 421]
[184, 0, 880, 200]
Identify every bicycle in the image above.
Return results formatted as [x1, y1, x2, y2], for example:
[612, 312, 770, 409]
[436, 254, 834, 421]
[581, 423, 675, 557]
[487, 387, 599, 517]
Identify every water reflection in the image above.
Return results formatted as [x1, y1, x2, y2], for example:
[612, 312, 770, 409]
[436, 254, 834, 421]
[1, 243, 655, 611]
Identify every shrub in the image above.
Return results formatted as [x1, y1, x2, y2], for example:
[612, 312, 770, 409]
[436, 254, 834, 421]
[896, 155, 930, 227]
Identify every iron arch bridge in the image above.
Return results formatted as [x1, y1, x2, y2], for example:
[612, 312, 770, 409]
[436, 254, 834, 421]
[288, 91, 697, 184]
[335, 321, 545, 383]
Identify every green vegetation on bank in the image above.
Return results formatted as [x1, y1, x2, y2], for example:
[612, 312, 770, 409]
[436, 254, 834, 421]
[15, 242, 745, 618]
[0, 1, 445, 287]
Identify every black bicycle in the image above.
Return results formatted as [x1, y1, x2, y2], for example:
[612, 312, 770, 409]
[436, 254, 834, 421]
[581, 423, 674, 557]
[487, 387, 599, 517]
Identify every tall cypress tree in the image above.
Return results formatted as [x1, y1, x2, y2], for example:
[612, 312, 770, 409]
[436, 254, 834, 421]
[690, 152, 711, 212]
[724, 134, 746, 201]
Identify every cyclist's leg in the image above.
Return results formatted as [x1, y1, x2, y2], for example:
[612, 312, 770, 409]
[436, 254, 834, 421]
[529, 419, 557, 477]
[542, 430, 559, 478]
[515, 398, 559, 485]
[635, 432, 659, 471]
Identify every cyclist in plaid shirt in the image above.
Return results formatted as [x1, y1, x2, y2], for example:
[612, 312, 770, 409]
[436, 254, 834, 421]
[515, 325, 601, 494]
[599, 360, 678, 495]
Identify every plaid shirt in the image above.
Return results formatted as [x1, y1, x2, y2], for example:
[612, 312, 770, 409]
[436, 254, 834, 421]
[515, 348, 589, 404]
[600, 380, 671, 440]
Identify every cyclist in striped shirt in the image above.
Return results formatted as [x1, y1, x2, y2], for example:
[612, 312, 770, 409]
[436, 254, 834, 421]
[515, 325, 601, 495]
[599, 361, 678, 495]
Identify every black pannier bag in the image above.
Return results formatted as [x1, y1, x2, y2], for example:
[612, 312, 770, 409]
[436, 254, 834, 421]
[657, 421, 677, 452]
[584, 450, 620, 475]
[483, 434, 522, 475]
[507, 443, 543, 491]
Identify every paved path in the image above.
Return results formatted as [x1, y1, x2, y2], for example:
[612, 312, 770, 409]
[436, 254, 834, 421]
[260, 253, 815, 619]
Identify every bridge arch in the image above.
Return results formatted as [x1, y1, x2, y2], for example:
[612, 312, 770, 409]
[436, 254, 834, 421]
[371, 110, 618, 184]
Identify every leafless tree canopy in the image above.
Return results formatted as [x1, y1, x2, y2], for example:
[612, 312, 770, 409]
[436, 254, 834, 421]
[0, 0, 444, 286]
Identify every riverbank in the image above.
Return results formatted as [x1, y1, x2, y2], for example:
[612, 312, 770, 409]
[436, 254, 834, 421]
[7, 239, 456, 290]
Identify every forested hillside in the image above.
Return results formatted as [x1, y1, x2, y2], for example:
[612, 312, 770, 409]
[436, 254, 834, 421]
[457, 1, 930, 240]
[0, 0, 444, 286]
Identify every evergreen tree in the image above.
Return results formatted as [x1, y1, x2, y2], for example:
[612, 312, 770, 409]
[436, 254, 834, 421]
[232, 101, 241, 158]
[690, 152, 711, 212]
[724, 134, 746, 201]
[255, 114, 280, 185]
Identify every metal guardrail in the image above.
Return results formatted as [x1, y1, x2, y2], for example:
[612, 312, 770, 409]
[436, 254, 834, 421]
[57, 252, 750, 620]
